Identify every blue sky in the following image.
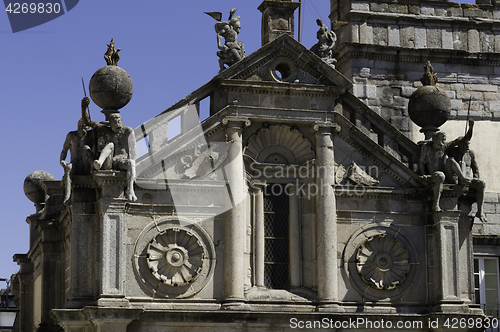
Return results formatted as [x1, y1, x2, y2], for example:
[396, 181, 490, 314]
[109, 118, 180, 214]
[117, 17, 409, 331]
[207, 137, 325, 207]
[0, 0, 334, 281]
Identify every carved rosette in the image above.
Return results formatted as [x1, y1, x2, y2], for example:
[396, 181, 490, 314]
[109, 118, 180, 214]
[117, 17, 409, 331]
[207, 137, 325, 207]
[133, 218, 216, 298]
[356, 234, 409, 290]
[147, 227, 206, 287]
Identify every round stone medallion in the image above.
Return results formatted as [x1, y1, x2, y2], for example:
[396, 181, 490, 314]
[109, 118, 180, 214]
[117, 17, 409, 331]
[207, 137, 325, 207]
[134, 218, 216, 298]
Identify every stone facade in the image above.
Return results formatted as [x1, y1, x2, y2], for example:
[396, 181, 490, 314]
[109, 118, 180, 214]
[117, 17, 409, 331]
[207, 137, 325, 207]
[332, 0, 500, 136]
[9, 1, 500, 331]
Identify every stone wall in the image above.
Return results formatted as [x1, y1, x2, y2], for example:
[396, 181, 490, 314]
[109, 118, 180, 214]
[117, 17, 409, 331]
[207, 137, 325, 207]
[331, 0, 500, 136]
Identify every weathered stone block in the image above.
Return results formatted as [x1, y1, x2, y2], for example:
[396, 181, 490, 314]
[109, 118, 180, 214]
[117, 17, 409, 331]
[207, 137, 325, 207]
[468, 29, 481, 52]
[353, 84, 377, 99]
[445, 90, 456, 99]
[457, 74, 489, 84]
[352, 1, 370, 11]
[409, 5, 420, 15]
[447, 6, 464, 17]
[360, 22, 373, 44]
[388, 4, 408, 13]
[415, 27, 427, 48]
[453, 29, 468, 51]
[464, 84, 498, 92]
[388, 25, 400, 47]
[484, 92, 500, 100]
[450, 83, 465, 90]
[481, 31, 495, 52]
[371, 2, 388, 12]
[435, 8, 447, 16]
[489, 101, 500, 112]
[352, 23, 359, 43]
[400, 26, 415, 48]
[374, 26, 388, 46]
[421, 6, 435, 15]
[456, 90, 483, 100]
[390, 116, 411, 131]
[427, 28, 442, 48]
[402, 86, 416, 97]
[450, 99, 463, 110]
[464, 7, 492, 19]
[442, 28, 453, 49]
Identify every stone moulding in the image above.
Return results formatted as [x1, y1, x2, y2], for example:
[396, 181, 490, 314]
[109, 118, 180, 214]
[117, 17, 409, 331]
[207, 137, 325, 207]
[133, 217, 216, 299]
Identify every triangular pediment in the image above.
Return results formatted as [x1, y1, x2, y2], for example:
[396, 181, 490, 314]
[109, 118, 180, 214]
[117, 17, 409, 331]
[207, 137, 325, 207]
[215, 34, 352, 89]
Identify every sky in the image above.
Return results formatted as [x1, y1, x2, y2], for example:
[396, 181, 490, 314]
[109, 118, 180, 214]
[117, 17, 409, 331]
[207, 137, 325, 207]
[0, 0, 337, 282]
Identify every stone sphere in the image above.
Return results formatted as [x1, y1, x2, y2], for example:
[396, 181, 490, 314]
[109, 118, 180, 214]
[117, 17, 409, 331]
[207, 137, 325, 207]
[89, 65, 133, 110]
[408, 85, 450, 128]
[24, 170, 55, 204]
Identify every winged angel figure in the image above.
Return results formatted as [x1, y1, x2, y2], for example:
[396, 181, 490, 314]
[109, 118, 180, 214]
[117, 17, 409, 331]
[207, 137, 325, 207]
[206, 9, 245, 72]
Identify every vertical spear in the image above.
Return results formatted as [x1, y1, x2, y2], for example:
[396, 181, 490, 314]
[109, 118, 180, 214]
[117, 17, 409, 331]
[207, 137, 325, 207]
[81, 77, 91, 121]
[464, 96, 471, 136]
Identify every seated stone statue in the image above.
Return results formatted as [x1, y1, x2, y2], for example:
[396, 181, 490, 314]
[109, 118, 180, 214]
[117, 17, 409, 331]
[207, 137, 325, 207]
[310, 18, 337, 67]
[81, 97, 138, 201]
[419, 120, 487, 222]
[60, 118, 94, 205]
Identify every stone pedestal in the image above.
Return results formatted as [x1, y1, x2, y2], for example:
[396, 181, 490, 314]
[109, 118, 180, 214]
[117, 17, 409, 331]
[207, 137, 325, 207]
[93, 172, 130, 307]
[429, 206, 480, 314]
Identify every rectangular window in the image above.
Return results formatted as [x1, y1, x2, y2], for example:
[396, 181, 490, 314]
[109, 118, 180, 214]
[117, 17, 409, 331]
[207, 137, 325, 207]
[474, 257, 500, 320]
[263, 184, 289, 290]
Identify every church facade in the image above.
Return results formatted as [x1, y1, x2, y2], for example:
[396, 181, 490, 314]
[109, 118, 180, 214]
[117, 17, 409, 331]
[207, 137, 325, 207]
[10, 0, 500, 331]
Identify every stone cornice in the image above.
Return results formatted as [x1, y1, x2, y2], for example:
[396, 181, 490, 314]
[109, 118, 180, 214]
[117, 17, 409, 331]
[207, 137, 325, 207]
[218, 80, 346, 98]
[336, 43, 500, 67]
[348, 9, 500, 26]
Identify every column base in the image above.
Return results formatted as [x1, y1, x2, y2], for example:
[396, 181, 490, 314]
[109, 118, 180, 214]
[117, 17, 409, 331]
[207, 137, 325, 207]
[316, 302, 345, 312]
[222, 300, 249, 311]
[97, 295, 129, 308]
[432, 301, 475, 314]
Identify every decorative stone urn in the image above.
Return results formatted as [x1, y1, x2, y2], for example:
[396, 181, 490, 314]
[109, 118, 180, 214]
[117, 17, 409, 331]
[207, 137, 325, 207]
[408, 61, 450, 140]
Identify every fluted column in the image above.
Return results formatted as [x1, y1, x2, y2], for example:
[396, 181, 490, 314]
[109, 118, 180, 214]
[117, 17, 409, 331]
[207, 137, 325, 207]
[222, 117, 251, 309]
[313, 122, 343, 312]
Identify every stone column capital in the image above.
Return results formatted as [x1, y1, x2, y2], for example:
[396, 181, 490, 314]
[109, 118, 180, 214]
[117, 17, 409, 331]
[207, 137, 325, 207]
[313, 122, 341, 134]
[222, 116, 252, 129]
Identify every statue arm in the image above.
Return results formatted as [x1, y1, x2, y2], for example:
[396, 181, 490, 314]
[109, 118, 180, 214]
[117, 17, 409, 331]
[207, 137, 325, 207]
[81, 97, 99, 129]
[465, 119, 474, 142]
[60, 135, 70, 164]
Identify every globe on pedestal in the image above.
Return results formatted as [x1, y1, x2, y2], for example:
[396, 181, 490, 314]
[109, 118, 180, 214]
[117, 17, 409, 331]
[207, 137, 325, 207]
[89, 65, 133, 111]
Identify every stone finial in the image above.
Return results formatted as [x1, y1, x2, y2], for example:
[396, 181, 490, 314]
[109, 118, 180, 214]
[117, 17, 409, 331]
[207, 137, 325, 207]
[420, 60, 438, 86]
[104, 38, 121, 66]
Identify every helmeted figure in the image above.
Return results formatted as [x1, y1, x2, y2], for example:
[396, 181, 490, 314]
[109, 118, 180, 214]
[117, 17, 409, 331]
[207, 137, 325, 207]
[206, 9, 245, 72]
